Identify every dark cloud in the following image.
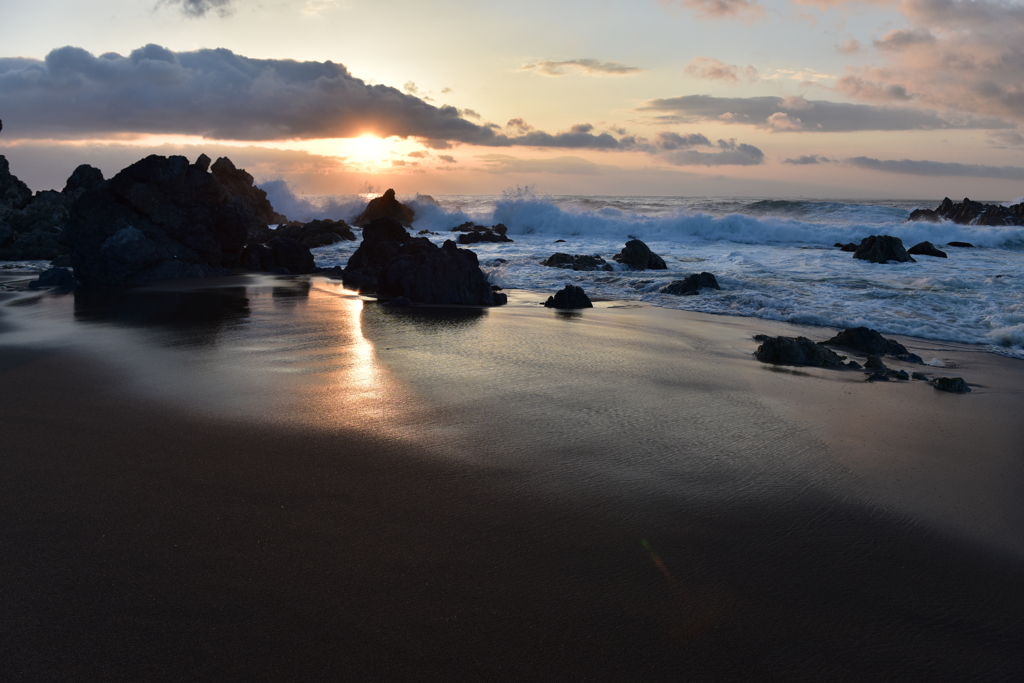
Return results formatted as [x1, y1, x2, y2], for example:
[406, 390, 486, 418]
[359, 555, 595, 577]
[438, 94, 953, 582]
[0, 44, 639, 150]
[874, 29, 936, 52]
[835, 76, 913, 103]
[408, 151, 428, 158]
[846, 156, 1024, 180]
[986, 130, 1024, 147]
[520, 59, 643, 76]
[160, 0, 235, 18]
[640, 94, 1012, 131]
[653, 132, 713, 150]
[782, 155, 832, 165]
[438, 155, 456, 163]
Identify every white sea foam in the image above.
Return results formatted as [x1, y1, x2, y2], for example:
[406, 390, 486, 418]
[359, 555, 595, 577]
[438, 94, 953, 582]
[281, 187, 1024, 358]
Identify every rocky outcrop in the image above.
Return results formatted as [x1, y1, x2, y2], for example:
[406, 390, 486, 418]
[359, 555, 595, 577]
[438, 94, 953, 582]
[933, 376, 970, 393]
[907, 208, 940, 223]
[27, 267, 78, 290]
[612, 239, 667, 270]
[821, 326, 923, 363]
[544, 285, 593, 309]
[909, 197, 1024, 226]
[342, 216, 506, 306]
[352, 188, 414, 227]
[540, 253, 613, 271]
[274, 219, 355, 248]
[661, 272, 720, 296]
[66, 154, 289, 286]
[835, 242, 859, 252]
[240, 237, 316, 274]
[907, 241, 947, 258]
[451, 222, 513, 244]
[754, 335, 844, 367]
[853, 235, 914, 264]
[1, 156, 33, 211]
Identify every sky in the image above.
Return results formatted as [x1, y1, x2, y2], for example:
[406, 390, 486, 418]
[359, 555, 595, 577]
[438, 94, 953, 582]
[3, 0, 1024, 199]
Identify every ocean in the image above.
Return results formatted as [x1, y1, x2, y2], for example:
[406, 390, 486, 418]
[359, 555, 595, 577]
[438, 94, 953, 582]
[269, 188, 1024, 358]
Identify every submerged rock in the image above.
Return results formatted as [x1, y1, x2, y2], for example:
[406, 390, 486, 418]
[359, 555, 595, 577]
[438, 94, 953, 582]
[853, 235, 914, 264]
[822, 327, 923, 364]
[612, 239, 667, 270]
[933, 376, 970, 393]
[540, 253, 613, 271]
[661, 272, 720, 296]
[947, 241, 975, 248]
[544, 284, 593, 309]
[907, 241, 947, 258]
[453, 222, 513, 244]
[754, 336, 844, 367]
[352, 188, 414, 227]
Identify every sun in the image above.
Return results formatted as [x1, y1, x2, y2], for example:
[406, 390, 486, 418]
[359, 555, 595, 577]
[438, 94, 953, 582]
[340, 134, 389, 165]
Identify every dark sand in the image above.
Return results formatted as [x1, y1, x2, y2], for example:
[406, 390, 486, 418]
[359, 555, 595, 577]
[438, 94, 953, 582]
[2, 277, 1023, 681]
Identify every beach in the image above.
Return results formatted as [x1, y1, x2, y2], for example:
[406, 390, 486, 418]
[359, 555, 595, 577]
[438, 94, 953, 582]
[2, 276, 1023, 681]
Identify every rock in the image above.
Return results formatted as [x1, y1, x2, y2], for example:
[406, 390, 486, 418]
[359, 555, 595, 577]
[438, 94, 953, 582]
[853, 235, 915, 263]
[846, 360, 862, 369]
[554, 239, 566, 243]
[241, 236, 316, 274]
[754, 336, 844, 367]
[612, 239, 667, 270]
[889, 369, 910, 380]
[947, 241, 975, 248]
[62, 165, 105, 201]
[920, 197, 1024, 226]
[274, 219, 356, 248]
[455, 224, 513, 244]
[343, 217, 504, 305]
[385, 296, 413, 307]
[540, 253, 613, 271]
[352, 188, 415, 227]
[835, 242, 859, 252]
[907, 208, 940, 223]
[911, 372, 929, 381]
[27, 266, 78, 290]
[822, 326, 923, 363]
[544, 284, 593, 309]
[66, 154, 286, 286]
[933, 376, 970, 393]
[864, 355, 888, 371]
[907, 241, 947, 258]
[661, 272, 720, 295]
[0, 155, 32, 211]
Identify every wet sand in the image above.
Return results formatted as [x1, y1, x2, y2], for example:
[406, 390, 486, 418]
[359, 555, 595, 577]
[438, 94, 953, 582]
[1, 278, 1023, 681]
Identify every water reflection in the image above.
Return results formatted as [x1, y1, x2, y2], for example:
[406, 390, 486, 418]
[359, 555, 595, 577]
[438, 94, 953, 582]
[271, 280, 311, 305]
[73, 286, 250, 346]
[368, 302, 488, 331]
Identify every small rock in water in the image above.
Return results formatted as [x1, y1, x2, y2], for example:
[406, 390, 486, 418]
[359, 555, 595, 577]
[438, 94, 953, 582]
[907, 241, 947, 258]
[933, 377, 970, 393]
[612, 239, 667, 270]
[661, 272, 720, 296]
[947, 241, 975, 248]
[853, 235, 915, 264]
[835, 242, 859, 252]
[544, 284, 593, 309]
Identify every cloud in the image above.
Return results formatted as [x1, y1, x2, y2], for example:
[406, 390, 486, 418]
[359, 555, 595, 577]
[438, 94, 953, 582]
[765, 112, 805, 131]
[662, 0, 765, 21]
[438, 155, 456, 163]
[0, 44, 643, 151]
[835, 76, 912, 102]
[986, 130, 1024, 147]
[836, 38, 863, 55]
[873, 28, 935, 51]
[782, 154, 832, 164]
[684, 57, 758, 84]
[160, 0, 234, 18]
[476, 154, 612, 175]
[408, 151, 428, 158]
[653, 132, 713, 150]
[521, 59, 643, 76]
[640, 94, 1012, 131]
[847, 155, 1024, 179]
[653, 136, 765, 166]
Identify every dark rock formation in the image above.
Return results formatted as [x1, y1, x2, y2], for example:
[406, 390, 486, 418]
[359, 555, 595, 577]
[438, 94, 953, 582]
[274, 219, 355, 248]
[62, 164, 105, 201]
[240, 237, 316, 274]
[1, 156, 34, 211]
[907, 208, 940, 223]
[853, 235, 914, 264]
[342, 216, 505, 306]
[947, 241, 975, 248]
[754, 336, 844, 367]
[452, 222, 513, 244]
[27, 266, 78, 290]
[911, 372, 929, 381]
[612, 239, 667, 270]
[908, 241, 947, 258]
[352, 188, 414, 227]
[66, 154, 286, 286]
[933, 376, 970, 393]
[661, 272, 720, 296]
[544, 284, 593, 309]
[540, 253, 613, 271]
[822, 326, 923, 363]
[835, 242, 859, 252]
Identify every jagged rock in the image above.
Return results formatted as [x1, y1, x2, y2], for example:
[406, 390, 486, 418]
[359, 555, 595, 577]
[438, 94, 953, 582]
[27, 267, 78, 290]
[933, 377, 970, 393]
[947, 241, 975, 248]
[661, 272, 720, 296]
[274, 219, 355, 248]
[343, 216, 504, 306]
[352, 188, 414, 227]
[754, 336, 844, 367]
[454, 223, 513, 244]
[864, 355, 888, 371]
[62, 165, 105, 201]
[907, 208, 940, 223]
[853, 235, 915, 263]
[822, 327, 923, 363]
[612, 239, 667, 270]
[908, 241, 947, 258]
[66, 154, 287, 286]
[0, 155, 32, 211]
[911, 372, 929, 381]
[540, 253, 613, 271]
[544, 284, 593, 309]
